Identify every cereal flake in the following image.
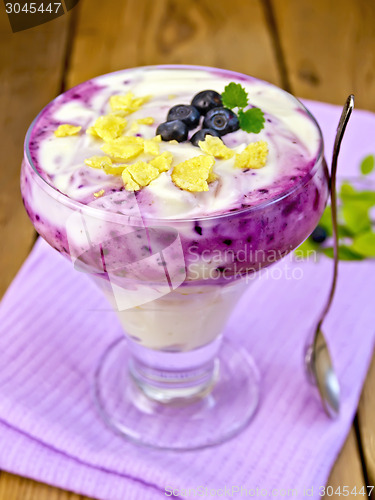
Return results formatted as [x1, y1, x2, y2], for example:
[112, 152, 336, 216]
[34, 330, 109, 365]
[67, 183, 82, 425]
[171, 156, 215, 192]
[198, 136, 234, 159]
[143, 135, 161, 156]
[126, 161, 160, 187]
[87, 115, 127, 142]
[122, 170, 141, 191]
[54, 124, 82, 137]
[150, 152, 173, 173]
[102, 138, 143, 161]
[234, 140, 268, 169]
[109, 92, 151, 114]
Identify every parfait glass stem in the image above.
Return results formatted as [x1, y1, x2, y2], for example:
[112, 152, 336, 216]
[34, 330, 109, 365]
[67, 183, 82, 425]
[128, 336, 222, 403]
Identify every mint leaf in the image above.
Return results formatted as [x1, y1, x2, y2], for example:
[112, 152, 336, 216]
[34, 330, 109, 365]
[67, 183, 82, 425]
[337, 224, 354, 238]
[294, 239, 319, 260]
[322, 246, 364, 261]
[341, 189, 375, 207]
[351, 231, 375, 257]
[360, 154, 375, 175]
[238, 108, 265, 133]
[221, 83, 248, 109]
[341, 201, 371, 234]
[318, 206, 333, 236]
[339, 181, 357, 198]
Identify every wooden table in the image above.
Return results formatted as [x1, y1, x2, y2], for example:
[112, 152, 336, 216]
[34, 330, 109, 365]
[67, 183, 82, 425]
[1, 1, 374, 498]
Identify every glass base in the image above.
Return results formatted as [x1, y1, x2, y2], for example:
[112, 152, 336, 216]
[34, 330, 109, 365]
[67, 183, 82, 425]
[94, 337, 260, 450]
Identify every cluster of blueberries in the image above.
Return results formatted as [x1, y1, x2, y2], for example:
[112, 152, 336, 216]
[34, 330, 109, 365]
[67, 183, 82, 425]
[156, 90, 239, 146]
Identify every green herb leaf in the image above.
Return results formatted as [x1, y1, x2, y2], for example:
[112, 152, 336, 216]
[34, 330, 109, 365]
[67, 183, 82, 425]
[221, 82, 248, 109]
[351, 231, 375, 257]
[341, 201, 372, 235]
[318, 206, 333, 236]
[294, 239, 319, 260]
[339, 181, 357, 199]
[339, 181, 375, 207]
[337, 224, 354, 238]
[360, 154, 375, 175]
[238, 108, 265, 133]
[341, 190, 375, 207]
[322, 246, 364, 261]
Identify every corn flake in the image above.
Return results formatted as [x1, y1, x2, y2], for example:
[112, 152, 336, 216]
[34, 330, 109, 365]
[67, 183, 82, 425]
[198, 136, 234, 159]
[54, 124, 82, 137]
[84, 156, 113, 169]
[122, 170, 141, 191]
[126, 161, 159, 187]
[129, 116, 155, 133]
[234, 140, 268, 169]
[129, 122, 140, 133]
[84, 155, 125, 176]
[102, 138, 143, 161]
[137, 117, 154, 125]
[172, 156, 215, 192]
[150, 152, 173, 173]
[207, 170, 218, 183]
[103, 164, 127, 176]
[143, 135, 161, 155]
[93, 189, 105, 198]
[109, 92, 151, 114]
[87, 115, 127, 142]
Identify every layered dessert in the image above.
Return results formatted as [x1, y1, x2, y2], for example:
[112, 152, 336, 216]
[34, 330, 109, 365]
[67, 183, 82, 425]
[21, 65, 329, 350]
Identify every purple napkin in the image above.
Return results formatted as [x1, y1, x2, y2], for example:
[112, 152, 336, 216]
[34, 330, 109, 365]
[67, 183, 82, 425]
[0, 101, 374, 500]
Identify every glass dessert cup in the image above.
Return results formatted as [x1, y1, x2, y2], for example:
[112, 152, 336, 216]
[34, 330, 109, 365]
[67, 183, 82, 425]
[20, 65, 329, 449]
[21, 148, 328, 450]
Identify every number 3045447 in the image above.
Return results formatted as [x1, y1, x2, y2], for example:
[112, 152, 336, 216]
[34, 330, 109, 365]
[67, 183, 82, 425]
[5, 3, 63, 14]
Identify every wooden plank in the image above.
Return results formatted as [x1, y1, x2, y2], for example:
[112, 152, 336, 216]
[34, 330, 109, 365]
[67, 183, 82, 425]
[0, 9, 72, 298]
[358, 351, 375, 489]
[324, 427, 366, 499]
[0, 472, 91, 500]
[272, 0, 375, 111]
[0, 6, 80, 500]
[66, 0, 279, 88]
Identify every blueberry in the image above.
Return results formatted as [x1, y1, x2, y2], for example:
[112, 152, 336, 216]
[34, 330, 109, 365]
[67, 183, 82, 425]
[167, 105, 200, 130]
[310, 225, 327, 243]
[191, 90, 222, 115]
[203, 107, 239, 135]
[190, 128, 221, 147]
[156, 120, 188, 142]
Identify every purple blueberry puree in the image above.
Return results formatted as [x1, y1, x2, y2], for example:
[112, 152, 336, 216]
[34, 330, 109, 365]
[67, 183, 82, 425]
[21, 66, 329, 285]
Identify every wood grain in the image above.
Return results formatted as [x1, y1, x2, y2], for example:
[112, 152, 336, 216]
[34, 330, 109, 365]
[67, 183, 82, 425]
[0, 9, 72, 298]
[324, 428, 366, 499]
[358, 351, 375, 488]
[272, 0, 375, 111]
[0, 0, 373, 498]
[66, 0, 279, 88]
[0, 472, 91, 500]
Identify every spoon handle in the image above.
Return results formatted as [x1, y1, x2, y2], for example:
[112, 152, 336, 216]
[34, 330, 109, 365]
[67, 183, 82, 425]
[318, 95, 355, 328]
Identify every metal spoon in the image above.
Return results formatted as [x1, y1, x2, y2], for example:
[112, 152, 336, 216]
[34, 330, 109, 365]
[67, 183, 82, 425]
[304, 94, 355, 418]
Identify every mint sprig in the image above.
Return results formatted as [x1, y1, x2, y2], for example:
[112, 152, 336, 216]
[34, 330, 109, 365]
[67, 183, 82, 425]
[221, 82, 265, 134]
[297, 153, 375, 261]
[221, 82, 248, 109]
